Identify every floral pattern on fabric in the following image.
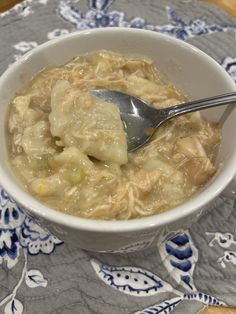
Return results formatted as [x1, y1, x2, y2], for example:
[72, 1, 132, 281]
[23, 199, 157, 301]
[0, 189, 62, 313]
[91, 231, 225, 314]
[0, 0, 236, 313]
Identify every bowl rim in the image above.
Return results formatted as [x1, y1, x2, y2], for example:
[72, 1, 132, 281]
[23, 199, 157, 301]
[1, 27, 236, 233]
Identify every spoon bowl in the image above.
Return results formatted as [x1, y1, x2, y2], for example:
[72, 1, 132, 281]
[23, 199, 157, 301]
[91, 89, 236, 151]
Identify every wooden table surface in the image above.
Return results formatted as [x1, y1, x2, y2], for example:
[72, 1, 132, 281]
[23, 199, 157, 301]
[0, 0, 236, 313]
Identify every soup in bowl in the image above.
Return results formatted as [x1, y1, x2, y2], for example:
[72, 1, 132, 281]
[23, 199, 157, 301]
[0, 28, 236, 252]
[8, 50, 221, 220]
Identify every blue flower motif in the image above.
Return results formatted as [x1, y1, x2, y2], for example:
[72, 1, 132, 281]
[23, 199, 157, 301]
[0, 190, 25, 231]
[158, 231, 198, 292]
[91, 259, 177, 296]
[57, 1, 236, 40]
[47, 28, 70, 39]
[0, 188, 62, 269]
[91, 258, 226, 314]
[0, 229, 20, 268]
[206, 231, 236, 248]
[89, 0, 113, 11]
[18, 216, 63, 255]
[135, 297, 182, 314]
[136, 293, 225, 314]
[221, 56, 236, 83]
[189, 19, 208, 35]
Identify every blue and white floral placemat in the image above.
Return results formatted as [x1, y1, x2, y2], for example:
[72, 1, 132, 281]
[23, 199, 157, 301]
[1, 1, 236, 313]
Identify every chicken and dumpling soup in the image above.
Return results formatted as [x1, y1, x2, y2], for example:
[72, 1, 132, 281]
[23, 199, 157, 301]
[8, 51, 221, 220]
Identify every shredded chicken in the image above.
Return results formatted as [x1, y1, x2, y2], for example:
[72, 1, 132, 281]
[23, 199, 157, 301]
[8, 50, 221, 220]
[174, 136, 216, 185]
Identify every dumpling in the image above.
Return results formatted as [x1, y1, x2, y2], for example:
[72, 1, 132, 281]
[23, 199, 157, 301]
[8, 96, 31, 133]
[125, 75, 168, 102]
[9, 95, 48, 153]
[21, 121, 56, 156]
[52, 146, 94, 174]
[49, 80, 128, 165]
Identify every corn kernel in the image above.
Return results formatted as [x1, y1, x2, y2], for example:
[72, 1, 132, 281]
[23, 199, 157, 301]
[69, 168, 85, 185]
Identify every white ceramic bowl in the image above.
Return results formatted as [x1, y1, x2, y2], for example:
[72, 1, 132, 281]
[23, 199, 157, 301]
[0, 28, 236, 253]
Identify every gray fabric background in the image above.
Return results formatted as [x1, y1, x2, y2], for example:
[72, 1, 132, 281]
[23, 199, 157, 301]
[1, 0, 236, 313]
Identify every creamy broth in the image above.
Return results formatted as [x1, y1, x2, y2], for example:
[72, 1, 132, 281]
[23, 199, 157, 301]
[8, 51, 220, 220]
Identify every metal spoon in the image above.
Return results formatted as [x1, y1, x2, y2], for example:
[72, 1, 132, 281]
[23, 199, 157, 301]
[90, 89, 236, 152]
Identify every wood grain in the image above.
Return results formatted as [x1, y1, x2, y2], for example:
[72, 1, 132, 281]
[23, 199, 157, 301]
[205, 307, 236, 314]
[0, 0, 236, 313]
[0, 0, 22, 12]
[202, 0, 236, 18]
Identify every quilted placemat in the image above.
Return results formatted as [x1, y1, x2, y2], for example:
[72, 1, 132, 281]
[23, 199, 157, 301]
[0, 1, 236, 313]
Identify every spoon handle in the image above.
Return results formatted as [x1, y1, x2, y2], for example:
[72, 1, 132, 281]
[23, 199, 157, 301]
[165, 91, 236, 119]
